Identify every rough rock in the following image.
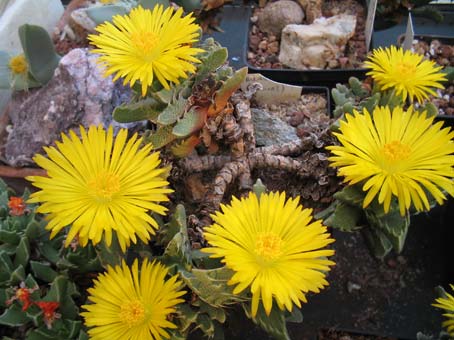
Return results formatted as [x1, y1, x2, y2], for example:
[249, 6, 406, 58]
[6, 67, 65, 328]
[4, 48, 137, 167]
[257, 0, 305, 37]
[279, 14, 357, 69]
[0, 0, 64, 54]
[297, 0, 323, 23]
[251, 108, 299, 147]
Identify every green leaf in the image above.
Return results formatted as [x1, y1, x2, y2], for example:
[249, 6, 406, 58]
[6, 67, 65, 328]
[10, 264, 26, 285]
[286, 307, 303, 323]
[0, 230, 21, 245]
[174, 0, 202, 11]
[14, 236, 30, 268]
[162, 206, 191, 270]
[0, 51, 12, 89]
[180, 267, 246, 307]
[30, 261, 58, 282]
[0, 251, 14, 274]
[138, 0, 170, 9]
[324, 202, 363, 232]
[243, 303, 290, 340]
[195, 47, 228, 84]
[361, 227, 393, 259]
[176, 304, 199, 333]
[39, 242, 61, 265]
[112, 98, 165, 123]
[159, 204, 187, 245]
[333, 185, 365, 208]
[146, 125, 177, 149]
[365, 202, 410, 253]
[0, 304, 31, 326]
[172, 109, 206, 137]
[25, 220, 44, 239]
[86, 5, 127, 25]
[252, 179, 267, 198]
[196, 313, 215, 337]
[44, 276, 78, 319]
[95, 234, 124, 268]
[64, 319, 82, 339]
[18, 24, 60, 84]
[26, 327, 62, 340]
[157, 97, 187, 125]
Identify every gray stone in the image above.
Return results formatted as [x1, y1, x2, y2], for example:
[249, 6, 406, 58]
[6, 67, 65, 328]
[4, 48, 137, 167]
[279, 14, 357, 69]
[251, 108, 299, 147]
[257, 0, 305, 37]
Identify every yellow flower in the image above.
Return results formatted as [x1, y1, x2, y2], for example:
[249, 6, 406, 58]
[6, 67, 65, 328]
[26, 125, 173, 251]
[8, 54, 28, 76]
[202, 191, 335, 317]
[82, 259, 185, 340]
[364, 46, 446, 103]
[432, 284, 454, 336]
[327, 106, 454, 215]
[89, 5, 203, 96]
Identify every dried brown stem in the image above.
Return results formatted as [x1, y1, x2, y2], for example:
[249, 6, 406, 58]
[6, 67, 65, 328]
[0, 166, 47, 178]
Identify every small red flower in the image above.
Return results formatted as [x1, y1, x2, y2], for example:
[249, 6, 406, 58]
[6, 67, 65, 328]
[7, 196, 26, 216]
[6, 282, 39, 311]
[35, 301, 61, 329]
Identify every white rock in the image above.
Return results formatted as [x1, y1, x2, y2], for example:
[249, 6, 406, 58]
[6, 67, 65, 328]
[0, 0, 64, 54]
[279, 14, 357, 70]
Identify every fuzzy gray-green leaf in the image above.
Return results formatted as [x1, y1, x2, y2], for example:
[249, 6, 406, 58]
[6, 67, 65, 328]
[112, 98, 165, 123]
[0, 304, 31, 326]
[86, 5, 127, 25]
[157, 98, 187, 125]
[243, 303, 290, 340]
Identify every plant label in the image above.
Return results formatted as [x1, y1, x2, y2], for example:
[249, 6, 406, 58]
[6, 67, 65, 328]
[402, 12, 415, 51]
[241, 73, 302, 105]
[365, 0, 378, 51]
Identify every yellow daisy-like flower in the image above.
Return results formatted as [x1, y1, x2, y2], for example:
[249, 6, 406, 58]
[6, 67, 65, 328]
[8, 54, 28, 76]
[202, 191, 335, 317]
[26, 125, 173, 251]
[82, 259, 185, 340]
[89, 5, 203, 96]
[364, 46, 446, 103]
[432, 284, 454, 336]
[327, 106, 454, 215]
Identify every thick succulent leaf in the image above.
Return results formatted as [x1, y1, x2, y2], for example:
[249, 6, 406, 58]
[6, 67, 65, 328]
[157, 97, 187, 125]
[44, 276, 78, 319]
[14, 236, 30, 268]
[180, 267, 247, 307]
[30, 261, 58, 283]
[0, 51, 11, 89]
[162, 210, 191, 270]
[112, 98, 165, 123]
[170, 135, 200, 158]
[174, 0, 202, 12]
[0, 230, 21, 245]
[207, 67, 247, 116]
[172, 109, 206, 137]
[361, 227, 393, 259]
[138, 0, 170, 9]
[324, 202, 363, 232]
[86, 5, 127, 25]
[194, 47, 228, 84]
[146, 125, 177, 149]
[365, 200, 410, 253]
[333, 185, 365, 208]
[18, 24, 60, 84]
[0, 304, 31, 327]
[242, 303, 290, 340]
[10, 265, 26, 285]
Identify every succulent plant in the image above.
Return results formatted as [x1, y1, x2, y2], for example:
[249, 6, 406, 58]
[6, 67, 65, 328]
[113, 37, 248, 157]
[0, 178, 99, 339]
[331, 76, 439, 121]
[0, 24, 60, 91]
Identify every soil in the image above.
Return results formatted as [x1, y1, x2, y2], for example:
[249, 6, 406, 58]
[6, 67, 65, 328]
[247, 0, 368, 70]
[411, 37, 454, 116]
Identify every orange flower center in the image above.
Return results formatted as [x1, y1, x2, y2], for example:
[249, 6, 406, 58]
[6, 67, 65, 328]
[395, 61, 416, 79]
[255, 232, 282, 261]
[130, 31, 159, 57]
[120, 300, 145, 328]
[87, 172, 121, 202]
[382, 140, 411, 162]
